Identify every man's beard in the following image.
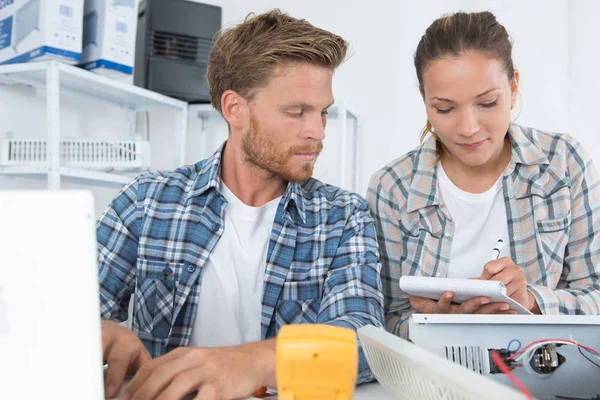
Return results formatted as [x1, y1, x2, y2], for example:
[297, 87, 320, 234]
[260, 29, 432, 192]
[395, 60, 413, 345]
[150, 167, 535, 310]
[242, 114, 323, 183]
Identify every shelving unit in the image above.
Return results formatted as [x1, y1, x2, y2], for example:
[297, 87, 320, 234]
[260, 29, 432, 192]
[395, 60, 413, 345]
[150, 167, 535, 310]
[189, 101, 361, 191]
[0, 61, 188, 189]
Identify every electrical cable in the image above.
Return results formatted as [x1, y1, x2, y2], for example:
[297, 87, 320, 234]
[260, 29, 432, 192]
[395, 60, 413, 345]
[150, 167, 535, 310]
[490, 351, 534, 400]
[579, 346, 600, 370]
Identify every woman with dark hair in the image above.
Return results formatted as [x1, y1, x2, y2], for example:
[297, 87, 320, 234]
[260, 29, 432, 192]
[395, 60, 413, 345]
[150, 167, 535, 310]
[368, 11, 600, 338]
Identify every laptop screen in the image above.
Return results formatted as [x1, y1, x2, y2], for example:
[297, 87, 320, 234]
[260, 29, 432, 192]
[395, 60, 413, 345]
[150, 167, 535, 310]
[0, 191, 104, 400]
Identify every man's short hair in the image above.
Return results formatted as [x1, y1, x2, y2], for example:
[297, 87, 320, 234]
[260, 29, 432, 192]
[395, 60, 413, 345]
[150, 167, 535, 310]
[206, 9, 348, 113]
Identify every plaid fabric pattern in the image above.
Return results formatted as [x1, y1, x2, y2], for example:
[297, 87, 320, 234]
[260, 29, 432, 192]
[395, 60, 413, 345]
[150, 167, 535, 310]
[367, 124, 600, 338]
[97, 143, 384, 383]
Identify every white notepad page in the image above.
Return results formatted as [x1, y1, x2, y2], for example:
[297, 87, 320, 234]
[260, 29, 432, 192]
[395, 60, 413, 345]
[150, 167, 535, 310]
[399, 276, 533, 315]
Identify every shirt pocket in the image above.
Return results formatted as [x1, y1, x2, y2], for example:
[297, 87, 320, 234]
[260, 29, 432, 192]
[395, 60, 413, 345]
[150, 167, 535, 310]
[535, 213, 571, 279]
[276, 280, 323, 325]
[133, 258, 184, 339]
[402, 224, 443, 278]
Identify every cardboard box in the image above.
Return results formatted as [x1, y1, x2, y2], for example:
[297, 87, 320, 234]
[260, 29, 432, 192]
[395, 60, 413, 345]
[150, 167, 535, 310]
[0, 0, 84, 65]
[79, 0, 137, 77]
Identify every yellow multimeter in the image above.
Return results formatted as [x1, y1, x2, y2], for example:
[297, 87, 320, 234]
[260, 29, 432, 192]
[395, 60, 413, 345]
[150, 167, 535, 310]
[276, 324, 358, 400]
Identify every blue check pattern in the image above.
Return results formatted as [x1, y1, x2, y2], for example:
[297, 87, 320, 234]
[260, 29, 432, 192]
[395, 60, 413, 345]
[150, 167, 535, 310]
[97, 143, 385, 383]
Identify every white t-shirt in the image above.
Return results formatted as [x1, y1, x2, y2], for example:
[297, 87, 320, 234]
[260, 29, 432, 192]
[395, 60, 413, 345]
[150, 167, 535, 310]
[188, 182, 281, 348]
[437, 163, 510, 278]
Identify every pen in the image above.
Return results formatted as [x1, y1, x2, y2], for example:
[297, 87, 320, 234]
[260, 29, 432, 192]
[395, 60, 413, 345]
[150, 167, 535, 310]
[490, 239, 504, 261]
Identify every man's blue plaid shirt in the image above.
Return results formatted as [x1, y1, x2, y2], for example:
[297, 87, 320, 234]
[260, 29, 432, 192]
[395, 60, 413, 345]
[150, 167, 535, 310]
[96, 144, 385, 383]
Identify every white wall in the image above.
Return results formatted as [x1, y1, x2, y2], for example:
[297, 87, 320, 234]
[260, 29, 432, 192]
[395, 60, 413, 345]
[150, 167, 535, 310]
[568, 0, 600, 159]
[1, 0, 599, 213]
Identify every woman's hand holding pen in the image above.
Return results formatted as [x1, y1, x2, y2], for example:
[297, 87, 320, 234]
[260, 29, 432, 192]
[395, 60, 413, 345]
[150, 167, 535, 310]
[479, 257, 541, 313]
[410, 240, 540, 315]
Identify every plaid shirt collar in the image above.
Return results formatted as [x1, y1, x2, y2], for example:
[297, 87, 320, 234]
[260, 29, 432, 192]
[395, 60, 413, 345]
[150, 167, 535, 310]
[406, 123, 551, 213]
[187, 142, 307, 225]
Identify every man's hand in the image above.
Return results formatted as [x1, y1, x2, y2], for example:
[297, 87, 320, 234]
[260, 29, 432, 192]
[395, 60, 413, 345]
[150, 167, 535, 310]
[118, 339, 276, 400]
[410, 293, 516, 314]
[480, 257, 541, 313]
[102, 320, 152, 398]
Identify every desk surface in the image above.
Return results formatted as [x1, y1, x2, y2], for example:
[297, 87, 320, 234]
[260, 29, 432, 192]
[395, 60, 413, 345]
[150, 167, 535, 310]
[258, 383, 393, 399]
[353, 382, 394, 399]
[106, 382, 393, 400]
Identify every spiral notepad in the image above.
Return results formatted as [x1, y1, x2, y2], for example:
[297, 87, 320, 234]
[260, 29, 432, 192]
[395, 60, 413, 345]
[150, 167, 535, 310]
[399, 276, 533, 315]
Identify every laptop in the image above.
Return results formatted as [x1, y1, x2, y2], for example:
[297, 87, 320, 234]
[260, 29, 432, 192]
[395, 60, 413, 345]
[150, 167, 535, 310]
[0, 191, 104, 400]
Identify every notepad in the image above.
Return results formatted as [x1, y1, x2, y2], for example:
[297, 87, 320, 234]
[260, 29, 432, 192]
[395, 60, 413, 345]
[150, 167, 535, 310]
[399, 276, 533, 315]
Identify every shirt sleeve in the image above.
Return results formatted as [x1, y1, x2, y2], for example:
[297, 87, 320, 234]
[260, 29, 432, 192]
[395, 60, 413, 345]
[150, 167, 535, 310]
[528, 137, 600, 314]
[366, 170, 413, 339]
[317, 199, 385, 384]
[96, 179, 142, 322]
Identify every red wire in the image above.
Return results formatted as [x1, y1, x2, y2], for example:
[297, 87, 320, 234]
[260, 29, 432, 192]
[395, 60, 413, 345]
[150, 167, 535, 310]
[579, 343, 600, 357]
[507, 338, 600, 360]
[507, 338, 575, 360]
[490, 351, 534, 399]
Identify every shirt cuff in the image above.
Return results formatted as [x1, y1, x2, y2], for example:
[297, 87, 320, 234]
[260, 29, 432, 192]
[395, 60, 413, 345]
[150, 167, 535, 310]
[527, 283, 559, 314]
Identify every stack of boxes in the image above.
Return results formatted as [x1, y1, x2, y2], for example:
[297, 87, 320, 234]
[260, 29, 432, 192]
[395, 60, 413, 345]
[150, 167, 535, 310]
[0, 0, 84, 65]
[0, 0, 137, 78]
[79, 0, 137, 78]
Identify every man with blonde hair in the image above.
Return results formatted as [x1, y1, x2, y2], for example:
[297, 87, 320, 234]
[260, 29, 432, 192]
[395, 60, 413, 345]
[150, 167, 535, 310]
[97, 9, 384, 399]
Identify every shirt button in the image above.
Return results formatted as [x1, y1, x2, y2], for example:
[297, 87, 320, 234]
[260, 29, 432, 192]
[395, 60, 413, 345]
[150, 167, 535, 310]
[187, 265, 196, 273]
[163, 267, 173, 275]
[513, 235, 519, 241]
[435, 272, 442, 277]
[508, 193, 515, 199]
[212, 223, 219, 231]
[445, 232, 452, 237]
